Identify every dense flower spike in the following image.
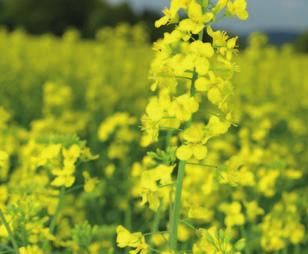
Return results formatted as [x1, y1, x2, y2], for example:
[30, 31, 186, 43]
[119, 0, 250, 253]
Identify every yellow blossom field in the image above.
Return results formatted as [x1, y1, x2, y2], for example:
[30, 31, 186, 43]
[0, 1, 308, 254]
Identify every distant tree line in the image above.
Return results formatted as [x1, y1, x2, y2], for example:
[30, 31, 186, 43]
[295, 31, 308, 53]
[0, 0, 171, 41]
[0, 0, 307, 50]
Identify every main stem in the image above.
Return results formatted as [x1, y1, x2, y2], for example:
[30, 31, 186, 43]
[169, 160, 186, 251]
[0, 210, 19, 254]
[148, 200, 162, 254]
[169, 51, 198, 253]
[50, 186, 65, 233]
[168, 16, 204, 250]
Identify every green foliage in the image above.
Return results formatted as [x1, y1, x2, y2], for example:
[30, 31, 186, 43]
[72, 221, 97, 250]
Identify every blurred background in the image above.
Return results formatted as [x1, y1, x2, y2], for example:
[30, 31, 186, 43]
[0, 1, 308, 253]
[0, 0, 307, 50]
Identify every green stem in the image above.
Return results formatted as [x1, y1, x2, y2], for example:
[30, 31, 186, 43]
[282, 247, 288, 254]
[151, 202, 162, 234]
[168, 35, 198, 250]
[168, 20, 203, 253]
[0, 250, 14, 254]
[144, 231, 168, 237]
[180, 219, 197, 231]
[199, 28, 204, 42]
[240, 225, 249, 254]
[294, 244, 301, 254]
[0, 244, 14, 252]
[65, 184, 83, 194]
[190, 71, 197, 97]
[169, 160, 186, 251]
[168, 190, 173, 234]
[49, 186, 65, 234]
[0, 210, 19, 254]
[149, 201, 162, 254]
[124, 201, 132, 254]
[165, 130, 173, 148]
[175, 76, 193, 80]
[186, 162, 217, 168]
[124, 202, 132, 231]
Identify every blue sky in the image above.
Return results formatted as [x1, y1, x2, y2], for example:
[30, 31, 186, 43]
[108, 0, 308, 33]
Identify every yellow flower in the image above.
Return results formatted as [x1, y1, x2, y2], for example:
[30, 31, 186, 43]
[116, 226, 148, 254]
[227, 0, 249, 20]
[50, 144, 82, 188]
[289, 224, 305, 244]
[98, 113, 136, 141]
[170, 94, 199, 122]
[207, 26, 239, 60]
[212, 0, 228, 14]
[41, 144, 61, 161]
[142, 95, 174, 144]
[188, 206, 213, 222]
[187, 40, 214, 74]
[208, 87, 223, 104]
[0, 151, 8, 165]
[105, 164, 116, 178]
[178, 223, 190, 242]
[151, 233, 168, 247]
[63, 144, 80, 166]
[19, 245, 43, 254]
[0, 213, 11, 238]
[204, 115, 230, 142]
[83, 171, 99, 193]
[219, 202, 245, 227]
[179, 0, 213, 34]
[176, 123, 208, 161]
[258, 169, 279, 197]
[207, 26, 229, 46]
[195, 227, 241, 254]
[245, 201, 264, 221]
[154, 0, 190, 28]
[140, 165, 174, 210]
[51, 165, 75, 188]
[284, 169, 302, 179]
[155, 8, 179, 28]
[219, 157, 255, 187]
[0, 150, 9, 179]
[195, 76, 213, 92]
[176, 143, 207, 161]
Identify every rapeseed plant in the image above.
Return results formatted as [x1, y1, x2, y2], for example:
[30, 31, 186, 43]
[117, 0, 251, 253]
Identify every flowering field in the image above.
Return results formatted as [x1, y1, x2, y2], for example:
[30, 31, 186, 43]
[0, 1, 308, 254]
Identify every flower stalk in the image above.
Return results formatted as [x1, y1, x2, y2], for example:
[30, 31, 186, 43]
[49, 186, 65, 234]
[0, 210, 19, 254]
[169, 160, 186, 251]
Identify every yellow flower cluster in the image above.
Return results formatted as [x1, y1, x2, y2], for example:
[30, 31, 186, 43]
[260, 193, 305, 252]
[98, 112, 137, 159]
[118, 1, 251, 254]
[117, 226, 148, 254]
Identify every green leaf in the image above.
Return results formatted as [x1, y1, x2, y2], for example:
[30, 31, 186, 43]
[235, 238, 246, 251]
